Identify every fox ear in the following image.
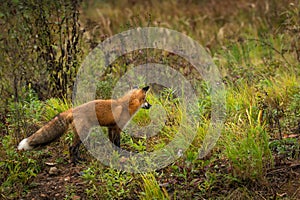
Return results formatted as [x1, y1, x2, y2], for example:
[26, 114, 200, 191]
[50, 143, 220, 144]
[142, 86, 150, 93]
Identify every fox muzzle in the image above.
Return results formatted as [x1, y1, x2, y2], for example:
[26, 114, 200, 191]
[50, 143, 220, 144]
[141, 101, 152, 109]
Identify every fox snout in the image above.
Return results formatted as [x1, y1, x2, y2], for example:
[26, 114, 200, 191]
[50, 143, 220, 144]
[142, 101, 152, 109]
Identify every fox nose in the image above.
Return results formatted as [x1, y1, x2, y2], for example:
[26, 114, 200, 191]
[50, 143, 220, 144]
[142, 102, 152, 109]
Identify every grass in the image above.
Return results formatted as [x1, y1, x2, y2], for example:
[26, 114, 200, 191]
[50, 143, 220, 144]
[0, 0, 300, 199]
[0, 135, 42, 199]
[140, 173, 169, 200]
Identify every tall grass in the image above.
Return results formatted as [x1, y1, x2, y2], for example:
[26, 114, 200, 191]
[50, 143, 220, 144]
[140, 173, 169, 200]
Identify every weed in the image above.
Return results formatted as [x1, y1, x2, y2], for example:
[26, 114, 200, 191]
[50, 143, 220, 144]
[64, 184, 77, 200]
[0, 135, 42, 198]
[43, 98, 71, 121]
[140, 173, 169, 200]
[223, 122, 273, 181]
[269, 138, 300, 160]
[6, 88, 44, 140]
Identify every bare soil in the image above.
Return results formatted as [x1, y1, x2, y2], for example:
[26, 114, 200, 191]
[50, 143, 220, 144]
[23, 145, 300, 200]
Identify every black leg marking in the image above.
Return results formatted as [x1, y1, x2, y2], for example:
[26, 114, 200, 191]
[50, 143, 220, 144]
[69, 140, 85, 164]
[108, 127, 121, 148]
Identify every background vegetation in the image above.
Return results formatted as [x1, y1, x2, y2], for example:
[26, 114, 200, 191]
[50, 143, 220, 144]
[0, 0, 299, 199]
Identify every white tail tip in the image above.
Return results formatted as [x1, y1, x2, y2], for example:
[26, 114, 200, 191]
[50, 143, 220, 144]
[18, 138, 33, 150]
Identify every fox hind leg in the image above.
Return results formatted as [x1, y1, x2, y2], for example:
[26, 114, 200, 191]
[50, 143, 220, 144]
[69, 125, 87, 164]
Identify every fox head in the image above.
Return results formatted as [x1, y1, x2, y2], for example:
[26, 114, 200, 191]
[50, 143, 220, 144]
[125, 86, 152, 115]
[140, 86, 151, 109]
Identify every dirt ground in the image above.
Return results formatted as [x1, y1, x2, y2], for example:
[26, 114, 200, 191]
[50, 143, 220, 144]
[25, 163, 87, 200]
[23, 145, 300, 200]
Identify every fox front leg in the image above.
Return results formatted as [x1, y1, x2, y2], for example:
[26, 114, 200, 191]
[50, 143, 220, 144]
[108, 127, 121, 148]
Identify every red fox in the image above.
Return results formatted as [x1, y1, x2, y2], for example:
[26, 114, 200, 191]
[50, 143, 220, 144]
[18, 86, 151, 163]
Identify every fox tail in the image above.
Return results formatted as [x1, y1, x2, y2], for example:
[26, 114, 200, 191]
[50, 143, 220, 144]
[17, 110, 73, 150]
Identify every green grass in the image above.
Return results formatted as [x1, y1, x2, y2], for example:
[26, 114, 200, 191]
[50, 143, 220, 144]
[0, 135, 42, 199]
[140, 173, 169, 200]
